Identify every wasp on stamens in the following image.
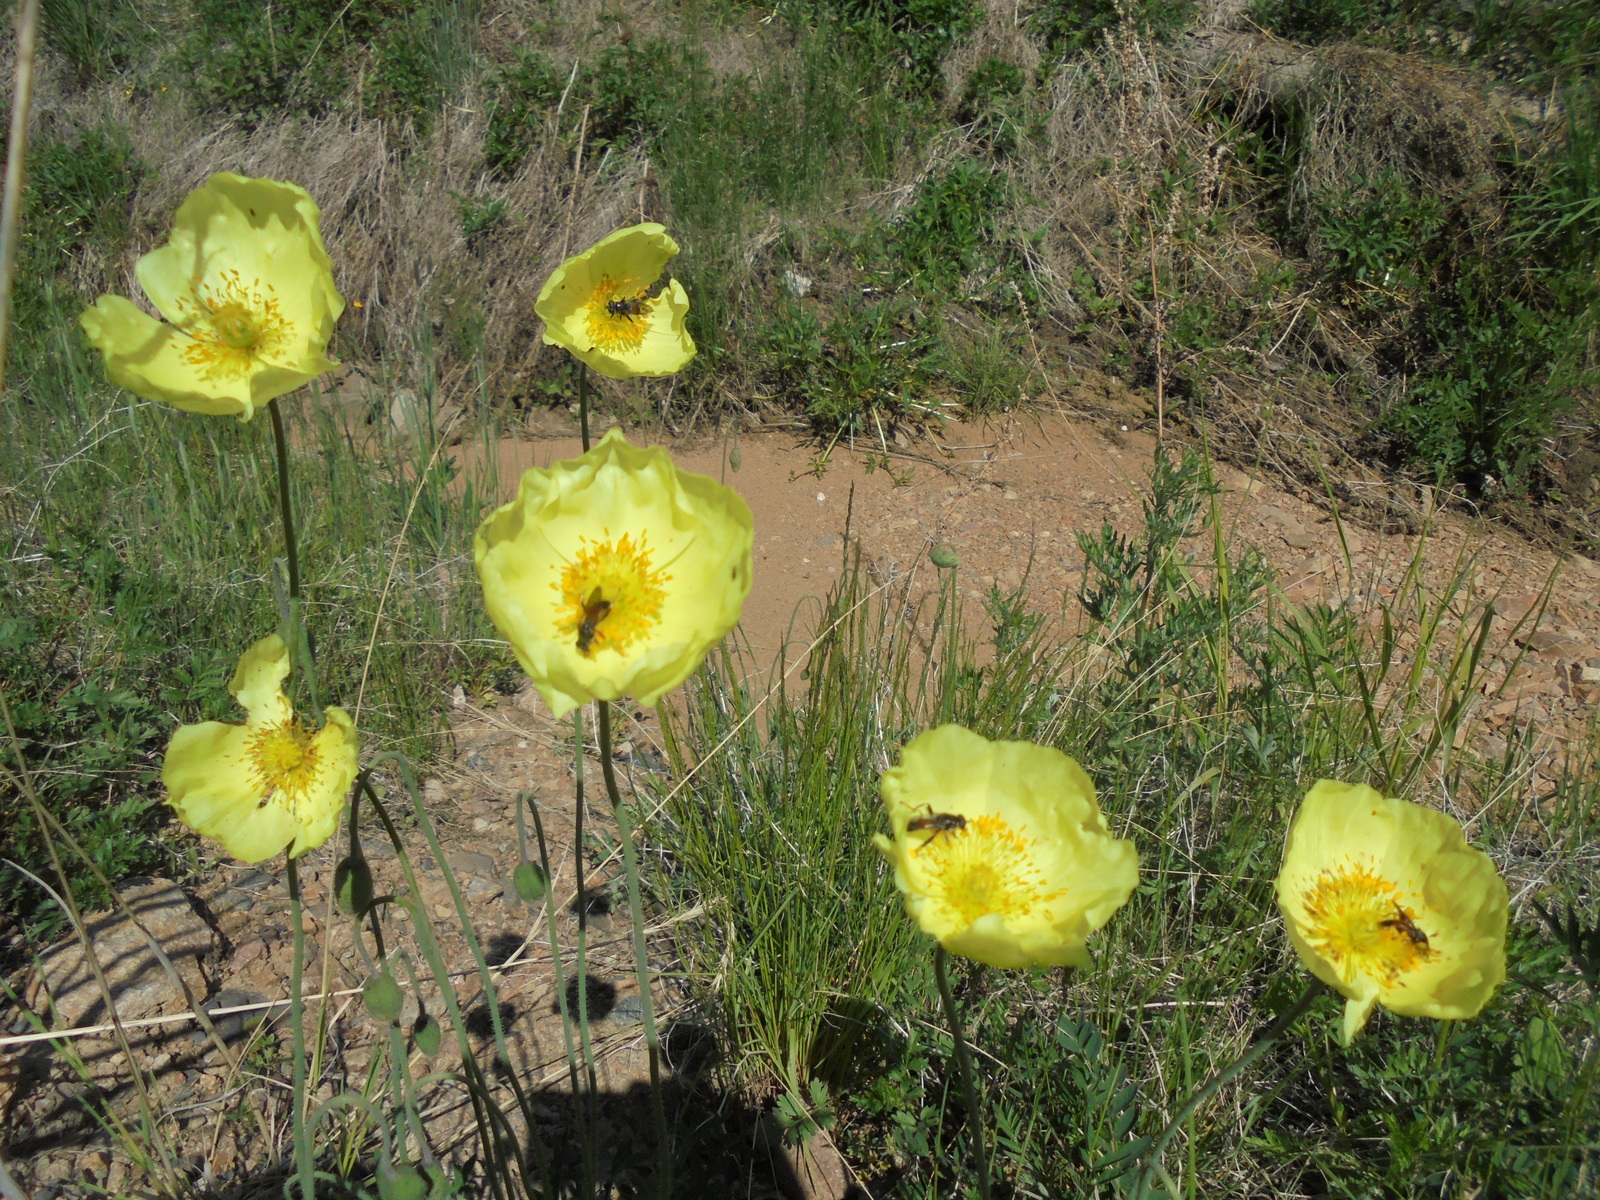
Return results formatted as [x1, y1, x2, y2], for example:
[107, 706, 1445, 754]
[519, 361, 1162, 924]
[575, 587, 613, 657]
[1379, 903, 1431, 950]
[906, 805, 966, 850]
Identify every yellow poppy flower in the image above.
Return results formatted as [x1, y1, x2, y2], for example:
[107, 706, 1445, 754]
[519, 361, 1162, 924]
[475, 426, 753, 717]
[163, 634, 358, 863]
[872, 725, 1139, 969]
[534, 223, 695, 379]
[79, 172, 345, 421]
[1275, 780, 1508, 1044]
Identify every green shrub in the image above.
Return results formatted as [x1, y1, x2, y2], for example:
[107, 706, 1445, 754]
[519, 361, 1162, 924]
[483, 50, 566, 173]
[182, 0, 384, 117]
[39, 0, 148, 84]
[1027, 0, 1198, 57]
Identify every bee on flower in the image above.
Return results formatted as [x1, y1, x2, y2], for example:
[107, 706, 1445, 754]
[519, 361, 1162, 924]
[1274, 780, 1508, 1044]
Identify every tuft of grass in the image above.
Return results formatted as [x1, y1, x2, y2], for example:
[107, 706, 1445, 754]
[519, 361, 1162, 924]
[655, 447, 1600, 1197]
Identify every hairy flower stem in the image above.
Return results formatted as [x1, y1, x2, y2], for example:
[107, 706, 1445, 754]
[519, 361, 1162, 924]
[1138, 978, 1323, 1193]
[598, 699, 672, 1197]
[285, 856, 316, 1200]
[934, 945, 991, 1200]
[522, 792, 597, 1199]
[268, 396, 318, 712]
[571, 706, 600, 1192]
[577, 361, 591, 451]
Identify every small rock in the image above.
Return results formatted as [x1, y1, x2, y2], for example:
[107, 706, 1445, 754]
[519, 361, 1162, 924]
[780, 269, 813, 298]
[465, 753, 492, 772]
[472, 817, 493, 832]
[451, 685, 468, 708]
[31, 878, 215, 1027]
[1283, 530, 1318, 551]
[466, 878, 505, 902]
[609, 994, 645, 1025]
[447, 851, 497, 878]
[423, 778, 447, 804]
[199, 988, 272, 1043]
[1581, 666, 1600, 683]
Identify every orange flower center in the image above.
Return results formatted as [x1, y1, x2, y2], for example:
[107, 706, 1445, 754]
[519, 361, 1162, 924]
[553, 531, 670, 658]
[583, 273, 658, 353]
[173, 268, 294, 379]
[911, 813, 1066, 928]
[246, 717, 322, 809]
[1299, 862, 1434, 985]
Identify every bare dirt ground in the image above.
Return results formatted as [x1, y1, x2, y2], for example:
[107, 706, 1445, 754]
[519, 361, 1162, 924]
[7, 410, 1599, 1198]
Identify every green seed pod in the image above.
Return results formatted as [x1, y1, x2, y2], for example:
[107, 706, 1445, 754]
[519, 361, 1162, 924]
[930, 544, 959, 569]
[413, 1014, 442, 1057]
[376, 1161, 428, 1200]
[335, 855, 374, 916]
[513, 861, 548, 903]
[728, 445, 742, 473]
[363, 973, 404, 1024]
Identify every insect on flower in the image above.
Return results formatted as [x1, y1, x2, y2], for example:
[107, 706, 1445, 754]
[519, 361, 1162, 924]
[907, 805, 967, 850]
[1379, 903, 1431, 950]
[605, 272, 672, 321]
[575, 587, 613, 657]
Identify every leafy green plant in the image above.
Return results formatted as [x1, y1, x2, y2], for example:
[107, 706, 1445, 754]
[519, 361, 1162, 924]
[483, 49, 565, 173]
[1028, 0, 1199, 57]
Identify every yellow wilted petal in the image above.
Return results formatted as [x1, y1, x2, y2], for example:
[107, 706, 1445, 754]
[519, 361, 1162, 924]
[535, 223, 696, 379]
[1274, 779, 1508, 1044]
[80, 172, 344, 421]
[475, 427, 753, 717]
[874, 724, 1139, 969]
[162, 634, 359, 863]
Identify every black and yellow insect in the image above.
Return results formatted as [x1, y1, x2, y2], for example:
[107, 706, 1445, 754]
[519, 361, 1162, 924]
[575, 588, 613, 656]
[605, 272, 671, 320]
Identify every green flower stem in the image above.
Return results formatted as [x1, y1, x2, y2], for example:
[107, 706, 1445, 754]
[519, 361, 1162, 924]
[360, 775, 541, 1200]
[577, 361, 591, 451]
[571, 706, 600, 1172]
[285, 855, 316, 1200]
[524, 791, 597, 1199]
[1138, 978, 1323, 1193]
[933, 945, 991, 1200]
[267, 395, 319, 712]
[597, 699, 671, 1196]
[268, 397, 301, 601]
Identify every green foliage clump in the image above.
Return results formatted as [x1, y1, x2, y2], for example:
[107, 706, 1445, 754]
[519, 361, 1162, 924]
[181, 0, 385, 117]
[39, 0, 148, 84]
[1027, 0, 1198, 57]
[483, 50, 566, 174]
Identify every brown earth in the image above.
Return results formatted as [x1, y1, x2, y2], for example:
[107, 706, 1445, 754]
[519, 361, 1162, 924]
[6, 410, 1599, 1198]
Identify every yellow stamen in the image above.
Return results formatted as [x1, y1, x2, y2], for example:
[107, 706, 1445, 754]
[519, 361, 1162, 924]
[246, 718, 323, 809]
[1300, 861, 1434, 985]
[554, 531, 670, 657]
[583, 273, 656, 353]
[913, 813, 1066, 928]
[173, 268, 294, 380]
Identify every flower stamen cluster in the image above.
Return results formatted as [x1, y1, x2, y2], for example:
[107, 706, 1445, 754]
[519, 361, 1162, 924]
[554, 531, 670, 657]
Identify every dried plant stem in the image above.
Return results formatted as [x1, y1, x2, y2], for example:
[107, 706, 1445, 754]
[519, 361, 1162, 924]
[597, 699, 671, 1197]
[0, 0, 40, 401]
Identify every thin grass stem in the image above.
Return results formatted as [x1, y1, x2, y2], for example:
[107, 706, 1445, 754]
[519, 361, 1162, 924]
[1138, 978, 1323, 1193]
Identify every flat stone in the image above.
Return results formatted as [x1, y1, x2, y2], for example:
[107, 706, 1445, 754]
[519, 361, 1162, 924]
[446, 851, 497, 878]
[31, 878, 215, 1028]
